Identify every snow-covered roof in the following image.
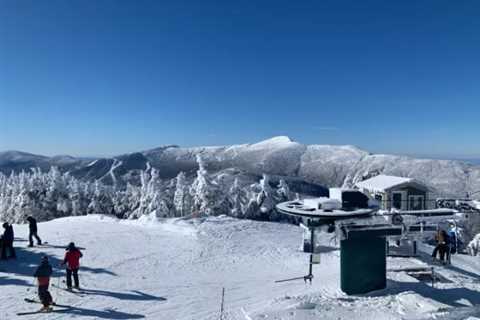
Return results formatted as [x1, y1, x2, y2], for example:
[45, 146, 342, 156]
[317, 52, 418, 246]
[355, 174, 426, 192]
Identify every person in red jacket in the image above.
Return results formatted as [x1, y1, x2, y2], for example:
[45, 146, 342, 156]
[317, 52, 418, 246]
[61, 242, 83, 289]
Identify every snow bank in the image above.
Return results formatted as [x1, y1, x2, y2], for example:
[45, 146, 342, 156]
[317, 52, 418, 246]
[121, 211, 198, 237]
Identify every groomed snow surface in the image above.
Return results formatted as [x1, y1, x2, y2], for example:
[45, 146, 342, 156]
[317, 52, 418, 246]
[1, 215, 480, 320]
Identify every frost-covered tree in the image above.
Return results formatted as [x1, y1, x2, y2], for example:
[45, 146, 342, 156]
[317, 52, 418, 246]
[190, 155, 216, 216]
[229, 178, 246, 217]
[256, 174, 276, 219]
[88, 180, 114, 215]
[276, 179, 292, 201]
[0, 162, 313, 223]
[173, 172, 190, 217]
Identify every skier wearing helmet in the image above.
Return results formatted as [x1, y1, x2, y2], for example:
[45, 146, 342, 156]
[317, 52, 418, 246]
[33, 255, 54, 312]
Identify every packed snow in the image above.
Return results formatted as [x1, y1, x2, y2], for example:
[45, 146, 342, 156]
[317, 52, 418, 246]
[2, 215, 480, 319]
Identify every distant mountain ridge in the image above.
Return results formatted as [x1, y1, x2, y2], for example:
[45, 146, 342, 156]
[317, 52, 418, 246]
[1, 136, 479, 197]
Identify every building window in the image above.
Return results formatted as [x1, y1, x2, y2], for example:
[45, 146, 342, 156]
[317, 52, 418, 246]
[392, 192, 403, 210]
[408, 195, 424, 211]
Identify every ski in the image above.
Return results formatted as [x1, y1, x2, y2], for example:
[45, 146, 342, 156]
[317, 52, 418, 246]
[28, 241, 48, 248]
[24, 298, 42, 304]
[17, 307, 69, 316]
[17, 310, 55, 316]
[24, 298, 69, 307]
[52, 284, 86, 296]
[19, 299, 71, 316]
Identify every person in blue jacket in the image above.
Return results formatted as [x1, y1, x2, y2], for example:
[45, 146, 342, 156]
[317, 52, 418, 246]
[446, 223, 457, 263]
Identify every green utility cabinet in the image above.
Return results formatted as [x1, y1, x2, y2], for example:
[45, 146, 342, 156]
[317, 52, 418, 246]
[340, 236, 386, 294]
[340, 224, 401, 295]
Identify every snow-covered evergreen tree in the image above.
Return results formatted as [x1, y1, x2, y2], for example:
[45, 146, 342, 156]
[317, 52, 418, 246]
[190, 155, 216, 216]
[229, 178, 245, 217]
[173, 172, 190, 217]
[0, 161, 305, 223]
[256, 174, 276, 219]
[276, 179, 291, 201]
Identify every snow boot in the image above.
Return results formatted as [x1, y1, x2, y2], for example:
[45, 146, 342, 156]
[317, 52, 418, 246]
[39, 306, 53, 313]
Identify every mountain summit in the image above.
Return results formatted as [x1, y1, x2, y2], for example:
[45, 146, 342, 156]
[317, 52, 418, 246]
[1, 137, 479, 197]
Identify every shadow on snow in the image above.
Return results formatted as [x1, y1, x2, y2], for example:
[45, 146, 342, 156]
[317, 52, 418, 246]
[368, 279, 480, 308]
[80, 288, 167, 301]
[18, 304, 146, 319]
[0, 243, 116, 282]
[2, 239, 168, 318]
[0, 275, 31, 286]
[54, 306, 146, 319]
[364, 248, 480, 308]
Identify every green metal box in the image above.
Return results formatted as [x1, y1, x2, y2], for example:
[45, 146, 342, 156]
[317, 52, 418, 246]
[340, 237, 386, 295]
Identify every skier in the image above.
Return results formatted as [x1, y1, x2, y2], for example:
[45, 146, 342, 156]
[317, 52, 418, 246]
[447, 223, 457, 254]
[61, 242, 83, 289]
[432, 229, 448, 264]
[1, 222, 16, 260]
[27, 216, 42, 247]
[33, 256, 54, 312]
[445, 223, 457, 263]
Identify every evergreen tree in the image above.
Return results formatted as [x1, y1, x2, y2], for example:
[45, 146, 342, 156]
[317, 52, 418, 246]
[173, 172, 189, 217]
[190, 155, 215, 216]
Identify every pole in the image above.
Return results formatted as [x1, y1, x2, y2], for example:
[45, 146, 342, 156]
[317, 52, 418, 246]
[56, 274, 61, 297]
[27, 276, 35, 294]
[219, 287, 225, 320]
[431, 267, 435, 288]
[307, 226, 314, 283]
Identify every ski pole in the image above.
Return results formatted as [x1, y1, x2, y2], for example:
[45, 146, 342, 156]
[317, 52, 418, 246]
[55, 275, 61, 300]
[26, 276, 35, 293]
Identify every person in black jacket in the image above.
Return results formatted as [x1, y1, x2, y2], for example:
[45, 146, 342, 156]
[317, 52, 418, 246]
[1, 222, 16, 259]
[26, 216, 42, 247]
[33, 256, 54, 311]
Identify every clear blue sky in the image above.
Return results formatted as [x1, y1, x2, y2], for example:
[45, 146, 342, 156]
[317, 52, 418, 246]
[1, 0, 479, 157]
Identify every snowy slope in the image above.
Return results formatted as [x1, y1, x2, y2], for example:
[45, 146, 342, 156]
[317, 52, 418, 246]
[2, 216, 480, 319]
[0, 215, 316, 319]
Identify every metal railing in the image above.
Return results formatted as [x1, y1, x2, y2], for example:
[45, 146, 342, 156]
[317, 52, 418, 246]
[376, 198, 480, 212]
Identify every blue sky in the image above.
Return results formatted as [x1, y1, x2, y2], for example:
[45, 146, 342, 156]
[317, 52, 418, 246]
[1, 0, 479, 157]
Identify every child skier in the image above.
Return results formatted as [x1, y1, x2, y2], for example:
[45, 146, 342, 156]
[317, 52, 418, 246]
[26, 216, 42, 247]
[61, 242, 83, 289]
[33, 256, 54, 312]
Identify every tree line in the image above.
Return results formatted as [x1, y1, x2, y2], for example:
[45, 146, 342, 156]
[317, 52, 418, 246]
[0, 155, 296, 223]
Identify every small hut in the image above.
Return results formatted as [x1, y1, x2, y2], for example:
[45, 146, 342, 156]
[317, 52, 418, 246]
[355, 174, 431, 211]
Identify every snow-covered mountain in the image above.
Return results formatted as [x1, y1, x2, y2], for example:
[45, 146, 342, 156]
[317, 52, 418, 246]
[0, 150, 89, 174]
[1, 136, 478, 197]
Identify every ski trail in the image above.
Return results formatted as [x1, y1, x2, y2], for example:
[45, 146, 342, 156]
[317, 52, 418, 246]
[108, 159, 122, 185]
[97, 158, 122, 185]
